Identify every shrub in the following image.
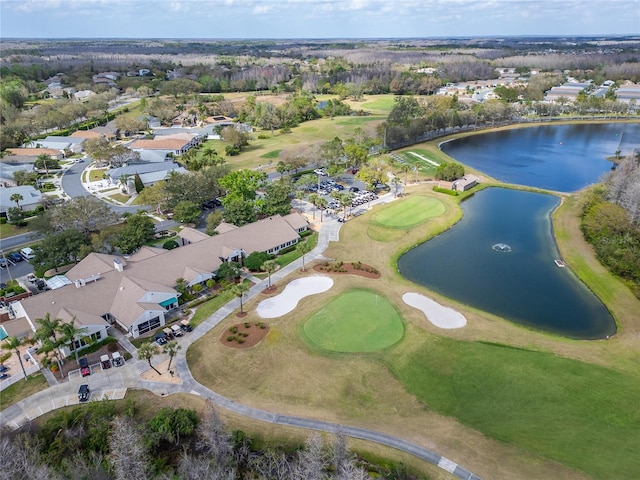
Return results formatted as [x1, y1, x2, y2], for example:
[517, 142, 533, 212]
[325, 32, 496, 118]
[433, 186, 459, 196]
[257, 133, 270, 139]
[244, 251, 271, 271]
[237, 339, 245, 344]
[230, 326, 238, 334]
[163, 239, 179, 250]
[227, 336, 236, 342]
[244, 322, 250, 328]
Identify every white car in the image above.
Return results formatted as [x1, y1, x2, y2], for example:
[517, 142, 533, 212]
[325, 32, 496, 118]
[314, 169, 327, 176]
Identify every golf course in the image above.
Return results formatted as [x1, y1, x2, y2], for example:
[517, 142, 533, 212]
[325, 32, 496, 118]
[188, 122, 640, 479]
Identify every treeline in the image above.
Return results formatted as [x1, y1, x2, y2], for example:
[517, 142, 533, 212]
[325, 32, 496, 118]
[581, 154, 640, 298]
[382, 91, 635, 150]
[0, 401, 425, 480]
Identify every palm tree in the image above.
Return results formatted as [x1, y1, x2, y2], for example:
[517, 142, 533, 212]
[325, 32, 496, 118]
[138, 342, 161, 375]
[400, 163, 411, 185]
[296, 240, 311, 271]
[391, 177, 402, 197]
[38, 337, 64, 378]
[163, 340, 181, 371]
[35, 313, 64, 375]
[316, 197, 328, 222]
[231, 282, 251, 314]
[57, 319, 88, 365]
[37, 153, 51, 174]
[9, 193, 23, 209]
[2, 336, 27, 381]
[261, 259, 278, 289]
[308, 193, 320, 219]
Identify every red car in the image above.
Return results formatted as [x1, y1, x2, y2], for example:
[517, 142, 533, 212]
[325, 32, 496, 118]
[79, 357, 90, 377]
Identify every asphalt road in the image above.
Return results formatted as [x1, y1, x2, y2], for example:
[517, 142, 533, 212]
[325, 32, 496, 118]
[61, 161, 144, 215]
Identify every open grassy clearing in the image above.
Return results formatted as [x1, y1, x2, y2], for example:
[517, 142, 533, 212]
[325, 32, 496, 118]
[384, 333, 640, 480]
[188, 180, 640, 479]
[392, 149, 441, 177]
[226, 115, 385, 171]
[301, 289, 404, 352]
[0, 373, 48, 409]
[371, 195, 445, 229]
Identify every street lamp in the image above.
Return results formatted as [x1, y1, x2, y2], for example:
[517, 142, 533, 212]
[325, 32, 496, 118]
[1, 250, 14, 282]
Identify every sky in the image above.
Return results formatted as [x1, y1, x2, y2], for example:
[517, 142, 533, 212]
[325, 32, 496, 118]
[0, 0, 638, 39]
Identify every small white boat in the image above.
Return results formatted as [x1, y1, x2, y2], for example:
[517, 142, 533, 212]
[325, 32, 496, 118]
[555, 259, 566, 267]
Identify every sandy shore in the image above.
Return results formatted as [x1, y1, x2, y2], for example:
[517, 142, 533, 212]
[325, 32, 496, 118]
[402, 292, 467, 329]
[140, 359, 182, 384]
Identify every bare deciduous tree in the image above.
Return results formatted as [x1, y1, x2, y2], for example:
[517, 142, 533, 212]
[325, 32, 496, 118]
[109, 416, 148, 480]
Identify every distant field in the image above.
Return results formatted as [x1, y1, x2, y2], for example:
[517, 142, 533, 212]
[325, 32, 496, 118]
[228, 115, 385, 170]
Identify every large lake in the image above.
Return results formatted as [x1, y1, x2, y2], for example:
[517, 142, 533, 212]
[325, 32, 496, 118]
[440, 123, 640, 192]
[398, 188, 616, 339]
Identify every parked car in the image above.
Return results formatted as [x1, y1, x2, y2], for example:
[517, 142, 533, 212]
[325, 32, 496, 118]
[180, 319, 193, 332]
[314, 168, 327, 176]
[0, 372, 9, 380]
[163, 327, 174, 339]
[349, 186, 359, 192]
[0, 258, 7, 268]
[100, 354, 111, 370]
[8, 253, 23, 263]
[79, 357, 90, 377]
[78, 384, 90, 402]
[26, 273, 37, 283]
[20, 247, 35, 260]
[155, 332, 168, 346]
[111, 352, 125, 367]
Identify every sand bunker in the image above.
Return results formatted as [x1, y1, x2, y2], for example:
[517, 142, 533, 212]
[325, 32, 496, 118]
[140, 359, 182, 384]
[257, 276, 334, 318]
[402, 292, 467, 329]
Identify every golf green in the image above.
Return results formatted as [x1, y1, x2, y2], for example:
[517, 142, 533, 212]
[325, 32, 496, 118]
[373, 196, 445, 228]
[302, 289, 404, 352]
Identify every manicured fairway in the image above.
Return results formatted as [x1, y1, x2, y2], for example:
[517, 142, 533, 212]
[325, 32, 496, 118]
[372, 196, 445, 228]
[302, 289, 404, 352]
[384, 337, 640, 480]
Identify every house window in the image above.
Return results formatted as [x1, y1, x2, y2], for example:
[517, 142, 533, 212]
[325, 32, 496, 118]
[91, 331, 102, 342]
[138, 316, 161, 335]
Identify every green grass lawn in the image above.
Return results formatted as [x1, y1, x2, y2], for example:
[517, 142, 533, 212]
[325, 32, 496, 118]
[358, 95, 396, 114]
[275, 233, 318, 268]
[0, 372, 48, 409]
[302, 289, 404, 352]
[229, 116, 386, 170]
[393, 149, 441, 176]
[189, 289, 237, 327]
[384, 335, 640, 480]
[0, 216, 39, 239]
[372, 196, 445, 228]
[261, 149, 281, 159]
[89, 169, 107, 182]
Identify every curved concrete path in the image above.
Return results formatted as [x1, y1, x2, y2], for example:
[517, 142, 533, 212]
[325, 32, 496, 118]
[0, 196, 482, 480]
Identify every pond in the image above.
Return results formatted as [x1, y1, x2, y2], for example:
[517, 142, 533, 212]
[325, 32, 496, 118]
[440, 123, 640, 192]
[398, 188, 616, 339]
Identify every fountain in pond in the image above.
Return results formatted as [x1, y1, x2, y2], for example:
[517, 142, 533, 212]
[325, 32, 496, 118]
[492, 243, 512, 253]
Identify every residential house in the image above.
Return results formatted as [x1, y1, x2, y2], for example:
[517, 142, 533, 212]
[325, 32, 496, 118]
[109, 162, 187, 190]
[4, 148, 63, 160]
[129, 133, 202, 157]
[0, 185, 43, 216]
[9, 213, 309, 339]
[29, 136, 85, 154]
